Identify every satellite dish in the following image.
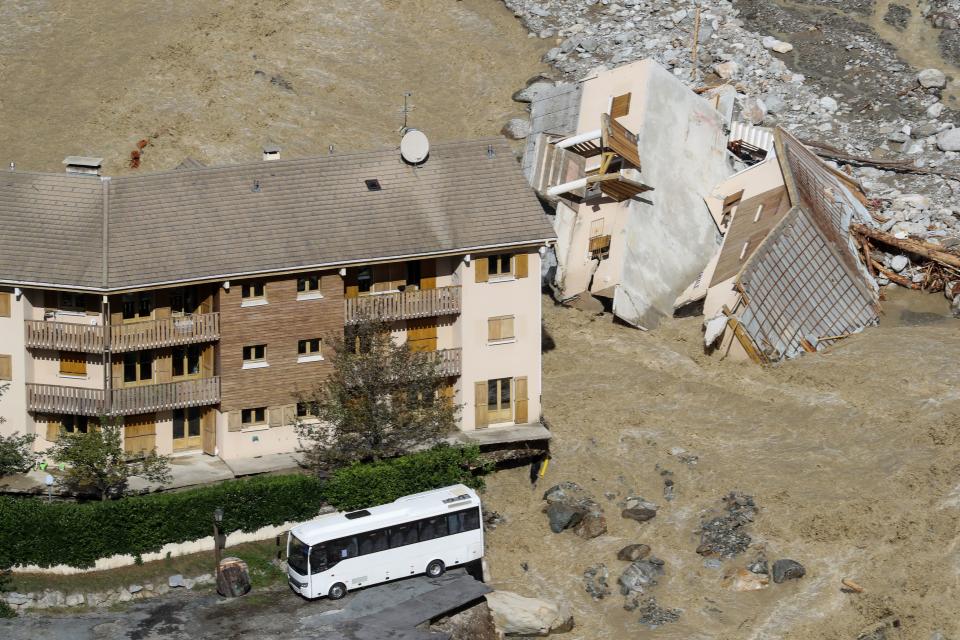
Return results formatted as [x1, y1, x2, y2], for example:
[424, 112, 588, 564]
[400, 129, 430, 165]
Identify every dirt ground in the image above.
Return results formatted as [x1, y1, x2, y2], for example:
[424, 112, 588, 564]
[0, 0, 547, 176]
[484, 288, 960, 639]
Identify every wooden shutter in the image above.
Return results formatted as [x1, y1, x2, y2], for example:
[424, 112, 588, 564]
[154, 349, 172, 383]
[124, 415, 156, 456]
[283, 404, 297, 426]
[344, 270, 359, 298]
[610, 92, 631, 119]
[228, 410, 243, 432]
[0, 355, 10, 381]
[420, 259, 437, 290]
[200, 345, 214, 377]
[487, 318, 500, 342]
[514, 253, 529, 279]
[59, 352, 86, 376]
[475, 257, 488, 283]
[515, 376, 528, 424]
[46, 417, 61, 442]
[268, 407, 283, 428]
[502, 316, 515, 340]
[474, 381, 488, 429]
[0, 292, 10, 317]
[201, 409, 217, 454]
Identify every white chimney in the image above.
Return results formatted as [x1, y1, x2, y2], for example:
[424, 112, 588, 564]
[63, 156, 103, 176]
[262, 144, 281, 161]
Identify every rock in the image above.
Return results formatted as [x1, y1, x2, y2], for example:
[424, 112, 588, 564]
[65, 593, 84, 607]
[622, 507, 657, 523]
[771, 559, 806, 583]
[819, 96, 839, 113]
[703, 558, 722, 569]
[628, 595, 681, 627]
[928, 102, 945, 119]
[890, 255, 910, 272]
[128, 584, 143, 594]
[486, 590, 574, 636]
[501, 118, 531, 140]
[36, 590, 65, 608]
[579, 37, 598, 53]
[193, 573, 215, 585]
[116, 588, 133, 603]
[85, 592, 105, 608]
[543, 48, 562, 63]
[169, 574, 185, 588]
[512, 81, 554, 103]
[748, 558, 769, 575]
[937, 127, 960, 151]
[183, 577, 196, 589]
[4, 593, 30, 606]
[743, 97, 767, 125]
[573, 511, 607, 539]
[762, 36, 793, 54]
[546, 502, 585, 533]
[617, 544, 651, 562]
[559, 36, 581, 54]
[713, 61, 739, 79]
[951, 294, 960, 318]
[583, 564, 611, 600]
[727, 568, 770, 591]
[887, 131, 909, 144]
[918, 68, 947, 89]
[618, 559, 664, 595]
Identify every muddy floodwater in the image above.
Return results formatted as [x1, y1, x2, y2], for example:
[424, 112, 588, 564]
[485, 292, 960, 640]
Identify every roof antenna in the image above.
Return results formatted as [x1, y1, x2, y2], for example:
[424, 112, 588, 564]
[400, 91, 413, 133]
[252, 179, 261, 193]
[328, 144, 334, 155]
[8, 162, 14, 172]
[487, 144, 495, 159]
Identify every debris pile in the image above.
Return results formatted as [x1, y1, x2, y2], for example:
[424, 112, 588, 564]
[696, 492, 755, 558]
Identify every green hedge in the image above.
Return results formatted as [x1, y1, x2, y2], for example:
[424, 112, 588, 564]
[322, 444, 486, 511]
[0, 445, 484, 569]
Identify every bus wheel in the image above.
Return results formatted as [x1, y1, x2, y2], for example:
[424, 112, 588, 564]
[328, 583, 347, 600]
[426, 560, 445, 578]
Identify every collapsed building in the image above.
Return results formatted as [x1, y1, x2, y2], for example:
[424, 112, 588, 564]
[523, 59, 880, 362]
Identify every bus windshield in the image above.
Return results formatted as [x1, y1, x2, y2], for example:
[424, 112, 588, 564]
[288, 534, 310, 575]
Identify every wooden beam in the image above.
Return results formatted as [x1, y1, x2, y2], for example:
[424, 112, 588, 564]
[852, 224, 960, 270]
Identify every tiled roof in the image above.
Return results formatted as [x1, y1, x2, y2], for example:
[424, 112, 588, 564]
[0, 139, 555, 291]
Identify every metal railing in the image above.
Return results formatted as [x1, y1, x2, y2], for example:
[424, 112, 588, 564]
[24, 313, 220, 353]
[26, 377, 220, 417]
[345, 286, 461, 324]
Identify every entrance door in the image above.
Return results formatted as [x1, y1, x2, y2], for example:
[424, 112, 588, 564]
[173, 407, 202, 451]
[124, 414, 157, 456]
[407, 318, 438, 352]
[201, 408, 216, 455]
[487, 378, 512, 424]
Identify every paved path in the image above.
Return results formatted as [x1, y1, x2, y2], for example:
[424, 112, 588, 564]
[0, 570, 488, 640]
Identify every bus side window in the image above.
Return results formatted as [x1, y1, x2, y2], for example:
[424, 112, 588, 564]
[326, 537, 358, 567]
[419, 515, 449, 541]
[464, 507, 481, 531]
[447, 512, 464, 535]
[358, 529, 389, 555]
[309, 545, 328, 574]
[389, 522, 418, 548]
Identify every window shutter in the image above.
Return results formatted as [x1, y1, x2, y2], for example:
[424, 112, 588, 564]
[487, 318, 500, 342]
[283, 404, 297, 426]
[46, 418, 61, 442]
[610, 92, 631, 119]
[503, 316, 515, 340]
[200, 345, 214, 377]
[344, 270, 359, 298]
[268, 407, 283, 428]
[0, 292, 10, 317]
[475, 257, 488, 283]
[58, 352, 85, 377]
[474, 381, 488, 429]
[228, 410, 243, 432]
[0, 354, 10, 381]
[420, 259, 437, 290]
[514, 253, 529, 279]
[515, 376, 528, 424]
[154, 350, 172, 383]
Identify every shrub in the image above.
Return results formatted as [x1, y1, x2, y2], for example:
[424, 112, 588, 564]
[321, 444, 487, 511]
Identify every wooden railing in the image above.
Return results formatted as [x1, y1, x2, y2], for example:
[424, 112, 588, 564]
[26, 377, 220, 416]
[24, 313, 220, 353]
[24, 320, 104, 353]
[431, 348, 462, 377]
[345, 286, 461, 324]
[111, 313, 220, 352]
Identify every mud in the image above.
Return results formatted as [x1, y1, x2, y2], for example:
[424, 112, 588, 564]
[0, 0, 548, 176]
[484, 289, 960, 639]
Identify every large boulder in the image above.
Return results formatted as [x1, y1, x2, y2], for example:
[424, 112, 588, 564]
[543, 482, 605, 538]
[918, 68, 947, 89]
[486, 590, 574, 636]
[937, 128, 960, 151]
[572, 511, 607, 539]
[618, 559, 664, 595]
[546, 502, 585, 533]
[771, 559, 806, 584]
[501, 118, 532, 140]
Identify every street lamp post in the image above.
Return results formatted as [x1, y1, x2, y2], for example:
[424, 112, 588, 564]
[213, 507, 224, 571]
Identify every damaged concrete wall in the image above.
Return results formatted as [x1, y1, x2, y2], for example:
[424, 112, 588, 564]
[612, 61, 731, 329]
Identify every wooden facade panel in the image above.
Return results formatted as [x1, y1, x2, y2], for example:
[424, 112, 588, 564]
[219, 271, 344, 412]
[711, 186, 792, 287]
[0, 292, 10, 317]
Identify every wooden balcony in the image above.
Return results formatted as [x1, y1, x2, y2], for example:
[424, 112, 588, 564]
[430, 348, 462, 377]
[345, 286, 461, 324]
[24, 313, 220, 353]
[24, 320, 104, 353]
[26, 377, 220, 417]
[111, 313, 220, 352]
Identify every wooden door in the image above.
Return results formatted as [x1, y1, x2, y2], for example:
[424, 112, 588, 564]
[202, 408, 216, 455]
[407, 318, 438, 352]
[124, 413, 157, 456]
[487, 378, 513, 424]
[173, 407, 202, 451]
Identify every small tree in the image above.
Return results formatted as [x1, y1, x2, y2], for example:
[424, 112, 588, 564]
[295, 318, 459, 471]
[0, 567, 15, 618]
[0, 383, 37, 476]
[50, 418, 171, 500]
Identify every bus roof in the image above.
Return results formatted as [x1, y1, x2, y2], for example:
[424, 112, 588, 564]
[292, 484, 481, 545]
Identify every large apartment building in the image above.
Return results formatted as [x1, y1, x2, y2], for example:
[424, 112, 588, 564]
[0, 139, 555, 462]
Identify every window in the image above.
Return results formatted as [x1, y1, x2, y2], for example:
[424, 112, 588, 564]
[405, 261, 421, 289]
[589, 235, 612, 261]
[0, 354, 10, 381]
[296, 402, 314, 418]
[325, 537, 358, 566]
[59, 352, 87, 377]
[487, 377, 512, 423]
[297, 274, 320, 293]
[389, 522, 419, 548]
[487, 316, 515, 343]
[242, 344, 267, 368]
[309, 544, 329, 575]
[487, 254, 512, 278]
[170, 287, 196, 316]
[172, 407, 201, 443]
[357, 530, 389, 556]
[172, 345, 201, 377]
[122, 293, 152, 320]
[59, 292, 86, 312]
[418, 514, 450, 542]
[298, 338, 322, 362]
[241, 407, 266, 425]
[357, 267, 373, 294]
[62, 415, 90, 435]
[241, 282, 266, 306]
[123, 352, 153, 384]
[447, 507, 482, 535]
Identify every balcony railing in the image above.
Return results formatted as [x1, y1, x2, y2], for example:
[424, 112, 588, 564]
[430, 348, 462, 377]
[345, 286, 461, 324]
[111, 313, 220, 352]
[24, 320, 104, 353]
[24, 313, 220, 353]
[26, 377, 220, 417]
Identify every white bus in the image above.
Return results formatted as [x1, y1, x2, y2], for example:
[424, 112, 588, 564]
[286, 484, 484, 600]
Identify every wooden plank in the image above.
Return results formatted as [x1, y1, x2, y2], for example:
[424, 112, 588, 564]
[610, 92, 631, 119]
[474, 381, 488, 429]
[514, 253, 529, 279]
[202, 408, 216, 454]
[515, 377, 528, 423]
